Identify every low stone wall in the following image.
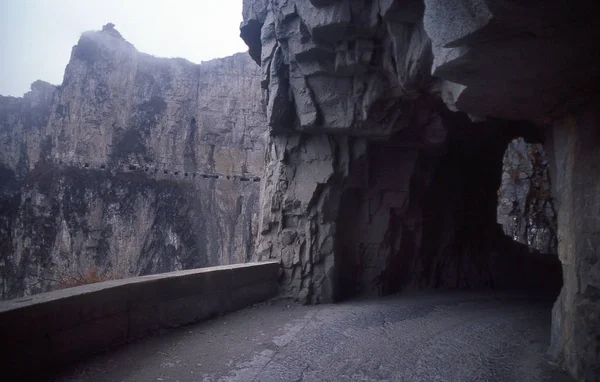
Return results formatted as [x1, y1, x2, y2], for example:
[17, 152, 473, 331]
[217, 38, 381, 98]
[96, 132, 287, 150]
[0, 261, 279, 378]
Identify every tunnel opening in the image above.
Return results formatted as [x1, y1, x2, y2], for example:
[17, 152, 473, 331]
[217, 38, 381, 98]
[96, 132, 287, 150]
[334, 116, 563, 302]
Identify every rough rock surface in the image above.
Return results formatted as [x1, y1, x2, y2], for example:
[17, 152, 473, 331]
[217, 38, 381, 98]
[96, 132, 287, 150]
[497, 138, 557, 255]
[546, 102, 600, 381]
[241, 0, 599, 379]
[0, 25, 267, 299]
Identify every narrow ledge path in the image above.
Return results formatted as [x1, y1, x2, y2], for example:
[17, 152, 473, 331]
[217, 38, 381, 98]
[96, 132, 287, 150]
[55, 291, 573, 382]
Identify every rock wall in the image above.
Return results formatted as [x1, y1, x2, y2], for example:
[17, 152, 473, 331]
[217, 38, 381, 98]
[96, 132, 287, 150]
[0, 25, 267, 299]
[254, 107, 561, 303]
[547, 101, 600, 381]
[0, 81, 56, 178]
[241, 0, 599, 379]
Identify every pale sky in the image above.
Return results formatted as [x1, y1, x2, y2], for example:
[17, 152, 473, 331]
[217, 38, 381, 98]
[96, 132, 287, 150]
[0, 0, 248, 97]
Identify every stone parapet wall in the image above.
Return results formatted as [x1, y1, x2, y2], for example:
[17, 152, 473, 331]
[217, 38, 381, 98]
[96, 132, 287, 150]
[0, 261, 279, 379]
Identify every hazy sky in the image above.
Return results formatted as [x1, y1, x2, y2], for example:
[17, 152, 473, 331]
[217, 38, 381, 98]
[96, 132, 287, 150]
[0, 0, 248, 97]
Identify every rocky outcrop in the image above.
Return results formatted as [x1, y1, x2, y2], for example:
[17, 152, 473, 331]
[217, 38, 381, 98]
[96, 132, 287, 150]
[241, 0, 599, 379]
[497, 138, 557, 255]
[0, 25, 267, 299]
[241, 0, 599, 132]
[0, 81, 56, 178]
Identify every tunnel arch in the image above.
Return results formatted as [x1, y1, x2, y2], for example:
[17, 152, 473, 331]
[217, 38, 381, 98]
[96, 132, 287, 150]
[332, 117, 563, 301]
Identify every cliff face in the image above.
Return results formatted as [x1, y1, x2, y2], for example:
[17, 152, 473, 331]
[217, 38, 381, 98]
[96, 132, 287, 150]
[241, 0, 599, 379]
[0, 25, 267, 299]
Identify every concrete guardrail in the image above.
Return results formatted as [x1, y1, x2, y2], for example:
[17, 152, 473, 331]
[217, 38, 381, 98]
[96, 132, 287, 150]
[0, 261, 279, 378]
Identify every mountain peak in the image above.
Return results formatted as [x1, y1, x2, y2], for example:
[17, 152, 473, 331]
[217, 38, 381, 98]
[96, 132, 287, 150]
[101, 23, 124, 39]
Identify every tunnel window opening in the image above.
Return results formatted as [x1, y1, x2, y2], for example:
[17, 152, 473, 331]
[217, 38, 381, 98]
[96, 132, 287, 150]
[495, 136, 562, 297]
[497, 137, 557, 254]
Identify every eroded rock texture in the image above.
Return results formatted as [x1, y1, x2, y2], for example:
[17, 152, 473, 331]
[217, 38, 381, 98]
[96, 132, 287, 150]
[242, 0, 599, 379]
[547, 103, 600, 380]
[0, 25, 266, 299]
[497, 138, 557, 255]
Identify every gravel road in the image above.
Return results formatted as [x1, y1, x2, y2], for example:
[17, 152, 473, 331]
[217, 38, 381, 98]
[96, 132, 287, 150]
[56, 291, 573, 382]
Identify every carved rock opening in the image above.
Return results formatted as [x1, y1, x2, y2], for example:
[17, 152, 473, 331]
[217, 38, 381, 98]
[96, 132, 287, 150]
[333, 117, 563, 301]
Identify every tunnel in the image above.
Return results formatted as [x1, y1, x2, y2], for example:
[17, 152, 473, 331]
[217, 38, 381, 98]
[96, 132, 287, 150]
[333, 113, 563, 302]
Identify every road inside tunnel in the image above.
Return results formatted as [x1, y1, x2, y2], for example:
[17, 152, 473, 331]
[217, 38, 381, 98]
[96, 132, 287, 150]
[55, 291, 572, 381]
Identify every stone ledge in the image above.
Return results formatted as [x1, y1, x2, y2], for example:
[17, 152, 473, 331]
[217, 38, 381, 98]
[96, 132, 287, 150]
[0, 261, 279, 379]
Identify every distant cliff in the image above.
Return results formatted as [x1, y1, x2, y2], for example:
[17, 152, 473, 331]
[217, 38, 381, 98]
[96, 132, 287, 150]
[0, 24, 267, 299]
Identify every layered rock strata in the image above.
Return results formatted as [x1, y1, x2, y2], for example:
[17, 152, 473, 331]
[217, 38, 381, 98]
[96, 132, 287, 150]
[241, 0, 599, 379]
[0, 25, 267, 299]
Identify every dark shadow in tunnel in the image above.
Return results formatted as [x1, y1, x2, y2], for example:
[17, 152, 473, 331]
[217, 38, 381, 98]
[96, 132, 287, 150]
[335, 188, 363, 301]
[333, 113, 563, 302]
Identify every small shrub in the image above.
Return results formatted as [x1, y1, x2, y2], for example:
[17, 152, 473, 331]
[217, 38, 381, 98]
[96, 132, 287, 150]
[53, 265, 115, 290]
